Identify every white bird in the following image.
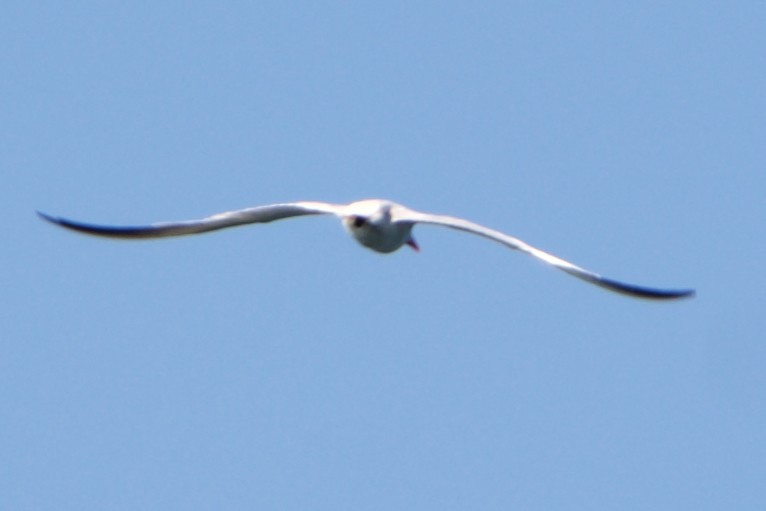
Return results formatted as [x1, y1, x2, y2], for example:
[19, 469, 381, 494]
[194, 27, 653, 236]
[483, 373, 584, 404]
[38, 199, 694, 300]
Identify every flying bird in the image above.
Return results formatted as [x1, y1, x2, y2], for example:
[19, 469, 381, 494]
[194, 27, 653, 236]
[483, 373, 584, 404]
[38, 199, 694, 300]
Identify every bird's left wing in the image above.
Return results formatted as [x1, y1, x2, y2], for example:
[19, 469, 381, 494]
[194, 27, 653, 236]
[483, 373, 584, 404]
[37, 201, 345, 239]
[393, 207, 694, 300]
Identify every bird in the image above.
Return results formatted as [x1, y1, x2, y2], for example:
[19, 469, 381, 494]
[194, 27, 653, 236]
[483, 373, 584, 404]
[37, 198, 694, 300]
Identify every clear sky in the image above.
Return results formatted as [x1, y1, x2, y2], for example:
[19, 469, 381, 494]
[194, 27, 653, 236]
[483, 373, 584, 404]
[3, 2, 764, 510]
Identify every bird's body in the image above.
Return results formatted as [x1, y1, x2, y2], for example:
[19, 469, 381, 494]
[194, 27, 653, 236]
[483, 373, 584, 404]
[38, 198, 694, 300]
[341, 200, 417, 253]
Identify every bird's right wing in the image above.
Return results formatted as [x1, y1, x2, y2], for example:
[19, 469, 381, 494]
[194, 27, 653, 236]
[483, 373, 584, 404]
[37, 201, 345, 239]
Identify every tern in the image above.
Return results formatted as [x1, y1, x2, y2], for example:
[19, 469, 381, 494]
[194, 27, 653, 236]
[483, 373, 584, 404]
[38, 199, 694, 300]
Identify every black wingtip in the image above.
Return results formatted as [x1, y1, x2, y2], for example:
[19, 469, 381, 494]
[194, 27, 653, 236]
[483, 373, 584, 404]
[37, 210, 139, 238]
[648, 288, 696, 300]
[37, 210, 87, 232]
[598, 276, 696, 300]
[37, 210, 69, 227]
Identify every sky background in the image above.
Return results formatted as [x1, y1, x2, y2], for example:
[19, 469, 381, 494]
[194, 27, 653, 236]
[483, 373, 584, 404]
[3, 2, 764, 510]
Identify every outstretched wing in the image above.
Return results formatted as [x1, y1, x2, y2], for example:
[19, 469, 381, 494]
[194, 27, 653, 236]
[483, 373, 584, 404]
[394, 208, 694, 300]
[37, 201, 345, 239]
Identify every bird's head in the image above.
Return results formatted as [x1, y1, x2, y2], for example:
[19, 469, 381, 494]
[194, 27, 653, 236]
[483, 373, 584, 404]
[342, 200, 418, 253]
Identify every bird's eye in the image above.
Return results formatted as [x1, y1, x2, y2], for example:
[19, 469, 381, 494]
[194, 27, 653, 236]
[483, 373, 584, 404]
[351, 216, 366, 228]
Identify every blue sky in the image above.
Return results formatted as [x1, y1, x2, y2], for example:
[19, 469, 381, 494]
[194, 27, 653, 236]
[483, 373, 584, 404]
[3, 2, 764, 509]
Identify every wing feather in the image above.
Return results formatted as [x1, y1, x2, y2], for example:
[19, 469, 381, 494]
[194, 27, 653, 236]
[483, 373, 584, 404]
[37, 201, 344, 239]
[396, 208, 694, 300]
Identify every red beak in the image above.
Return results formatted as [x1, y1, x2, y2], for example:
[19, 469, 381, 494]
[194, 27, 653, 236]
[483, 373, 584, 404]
[406, 237, 420, 252]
